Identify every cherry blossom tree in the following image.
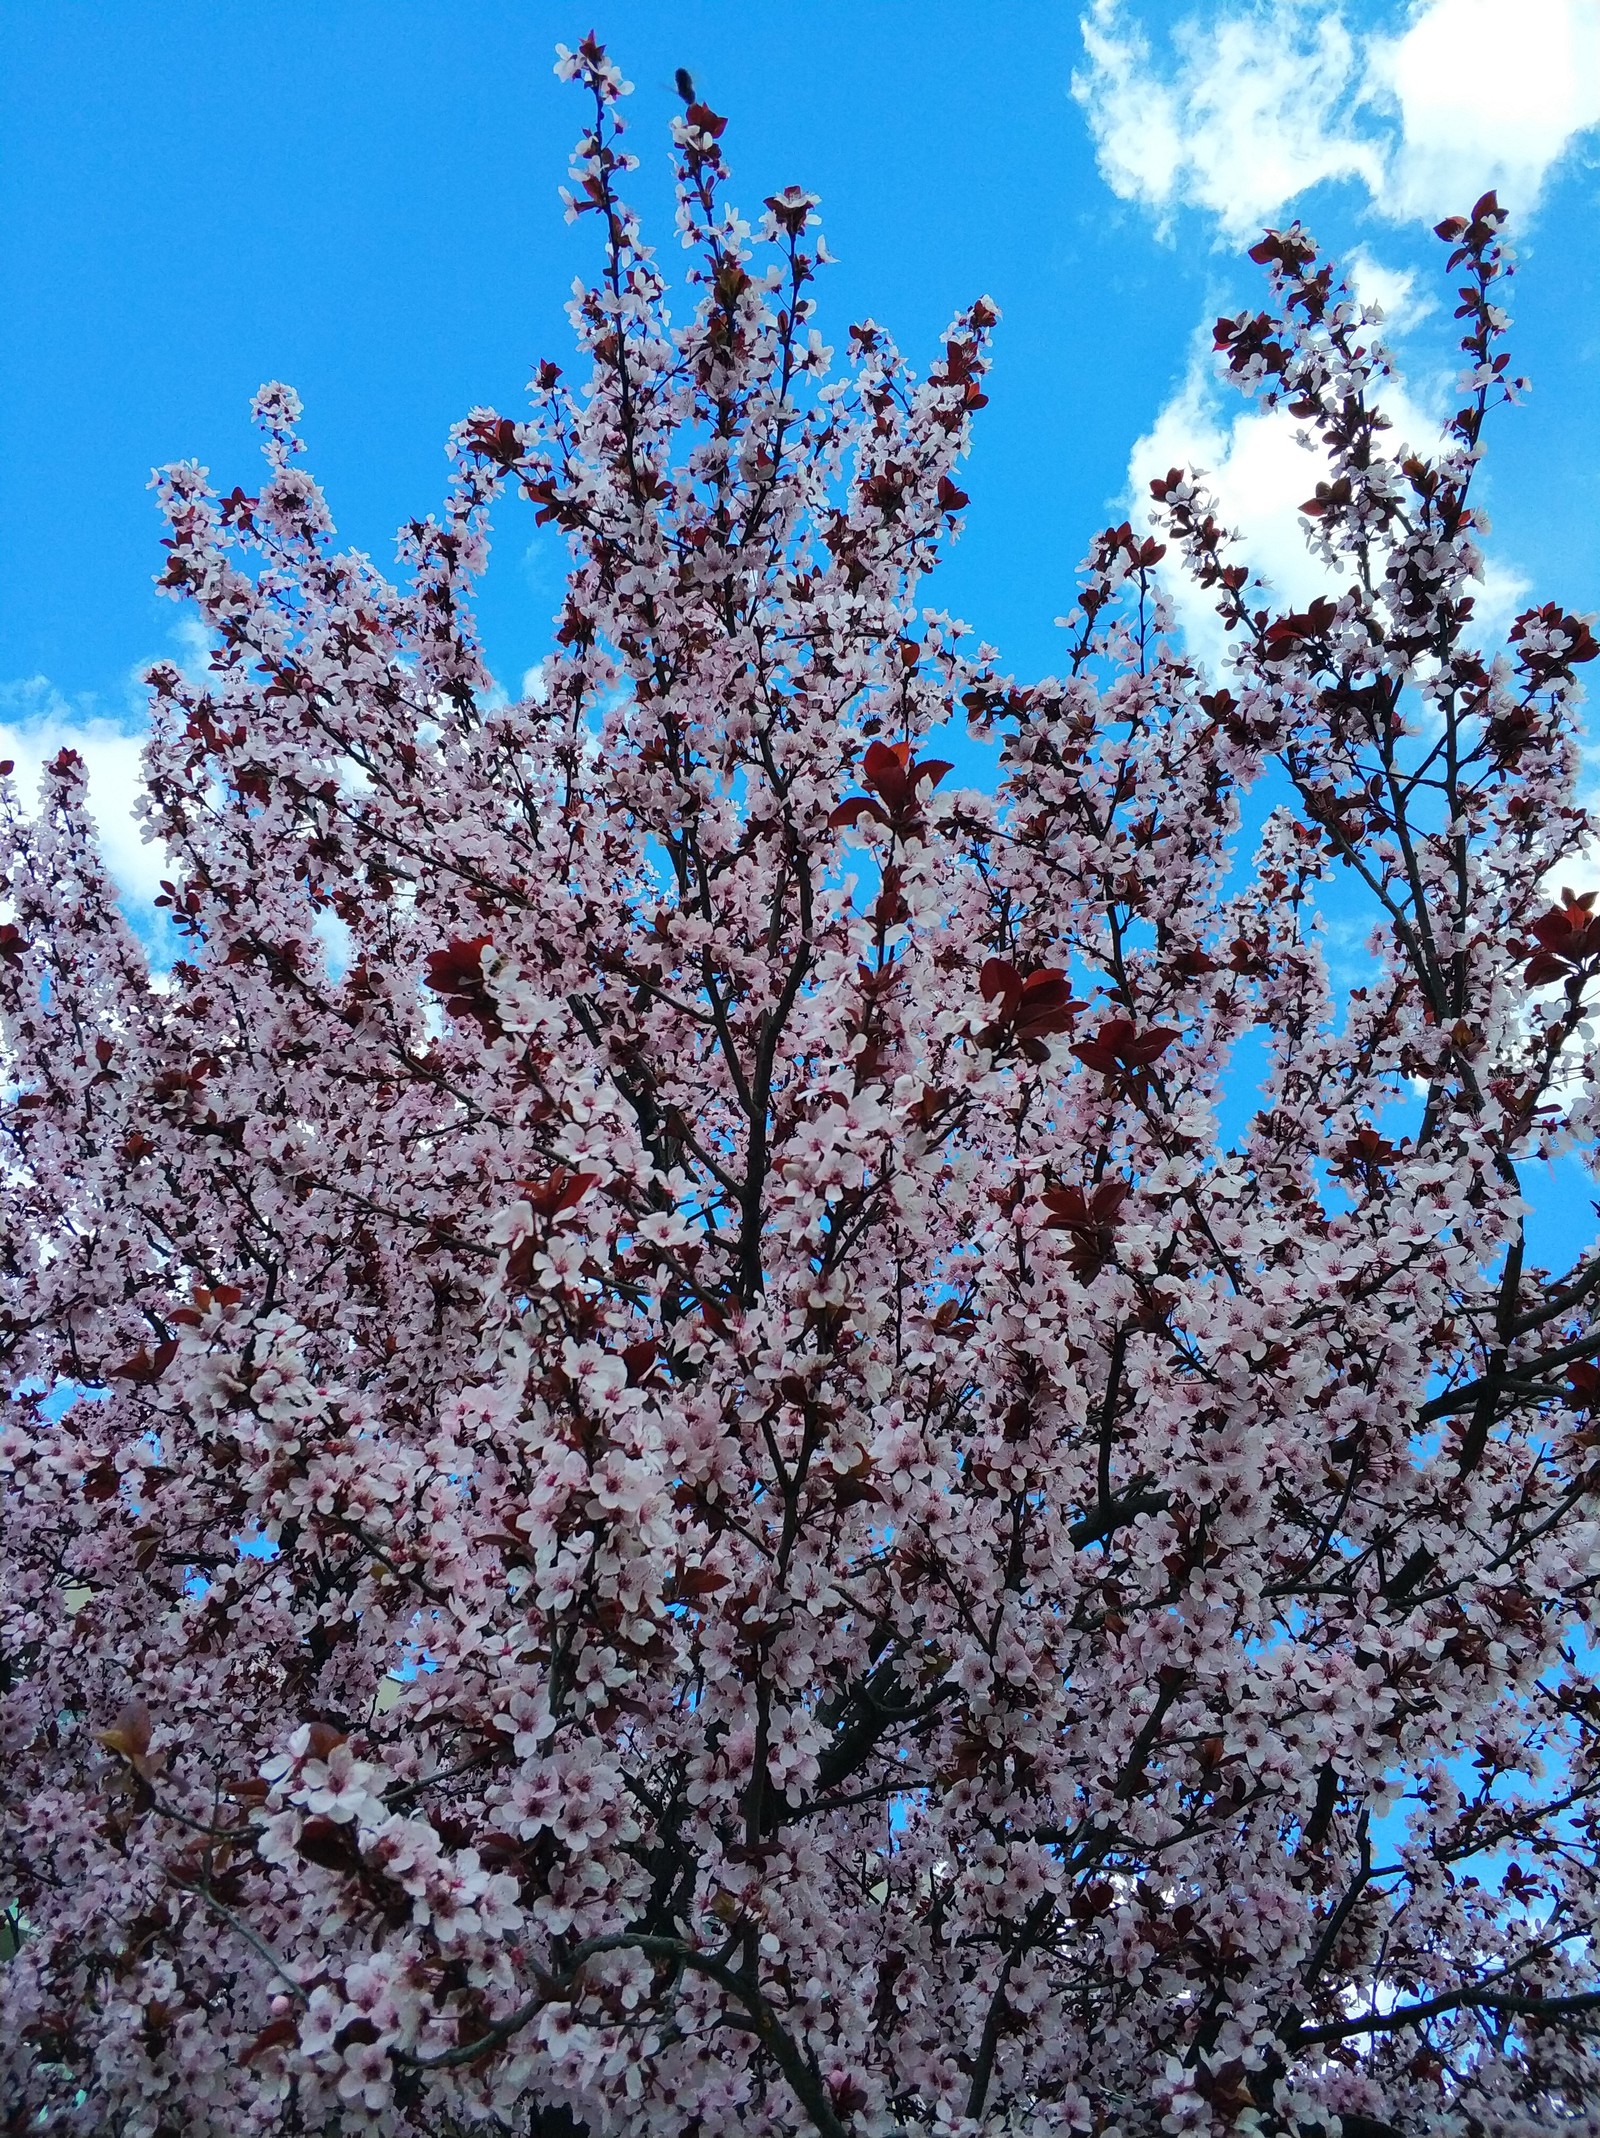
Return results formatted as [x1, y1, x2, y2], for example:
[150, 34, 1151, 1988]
[5, 37, 1600, 2138]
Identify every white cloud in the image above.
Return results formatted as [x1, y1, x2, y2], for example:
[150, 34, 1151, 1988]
[1075, 0, 1600, 237]
[1129, 347, 1336, 667]
[0, 676, 164, 917]
[1374, 0, 1600, 221]
[1343, 246, 1434, 334]
[1128, 338, 1528, 668]
[1075, 1, 1382, 242]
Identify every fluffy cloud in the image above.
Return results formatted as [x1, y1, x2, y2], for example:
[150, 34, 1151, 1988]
[0, 675, 165, 920]
[1075, 2, 1381, 242]
[1128, 334, 1529, 672]
[1373, 0, 1600, 221]
[1075, 0, 1600, 237]
[1129, 348, 1332, 666]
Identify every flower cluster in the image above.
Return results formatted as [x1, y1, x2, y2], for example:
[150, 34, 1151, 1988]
[3, 45, 1598, 2138]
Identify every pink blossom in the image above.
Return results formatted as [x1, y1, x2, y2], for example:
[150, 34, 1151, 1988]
[1, 69, 1594, 2138]
[297, 1743, 383, 1825]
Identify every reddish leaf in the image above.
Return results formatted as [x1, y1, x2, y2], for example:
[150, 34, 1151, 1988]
[94, 1699, 153, 1771]
[1015, 970, 1080, 1031]
[1041, 1178, 1129, 1279]
[978, 961, 1084, 1061]
[463, 416, 524, 470]
[242, 2018, 298, 2065]
[110, 1339, 179, 1386]
[828, 795, 889, 831]
[1566, 1361, 1600, 1410]
[1042, 1179, 1130, 1231]
[687, 101, 728, 140]
[1335, 1126, 1402, 1185]
[979, 958, 1022, 1013]
[932, 1296, 977, 1340]
[1071, 1020, 1180, 1076]
[833, 1471, 882, 1509]
[666, 1563, 731, 1603]
[827, 2074, 870, 2117]
[424, 936, 503, 1042]
[1509, 604, 1599, 685]
[833, 742, 952, 839]
[81, 1457, 121, 1501]
[622, 1340, 661, 1386]
[1261, 597, 1338, 663]
[519, 1169, 601, 1219]
[295, 1816, 362, 1871]
[1514, 892, 1600, 987]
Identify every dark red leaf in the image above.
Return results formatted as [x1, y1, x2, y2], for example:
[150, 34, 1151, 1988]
[835, 743, 951, 839]
[666, 1563, 731, 1603]
[979, 958, 1022, 1011]
[81, 1457, 121, 1502]
[1566, 1361, 1600, 1409]
[1040, 1178, 1129, 1278]
[242, 2018, 297, 2065]
[829, 796, 889, 832]
[295, 1816, 362, 1871]
[93, 1698, 153, 1766]
[518, 1170, 601, 1220]
[424, 937, 503, 1042]
[862, 740, 913, 811]
[976, 961, 1083, 1061]
[110, 1339, 179, 1386]
[622, 1340, 660, 1386]
[687, 102, 728, 139]
[1071, 1020, 1180, 1076]
[1516, 893, 1600, 985]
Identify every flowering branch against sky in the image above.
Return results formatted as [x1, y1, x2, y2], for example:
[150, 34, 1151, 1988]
[0, 0, 1597, 915]
[1076, 0, 1600, 680]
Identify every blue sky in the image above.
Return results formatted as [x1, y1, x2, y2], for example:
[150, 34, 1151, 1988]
[1, 0, 1598, 913]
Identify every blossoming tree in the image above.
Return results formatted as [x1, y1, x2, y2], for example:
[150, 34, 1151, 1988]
[4, 37, 1600, 2138]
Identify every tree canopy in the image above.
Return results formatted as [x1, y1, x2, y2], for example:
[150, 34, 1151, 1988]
[4, 38, 1600, 2138]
